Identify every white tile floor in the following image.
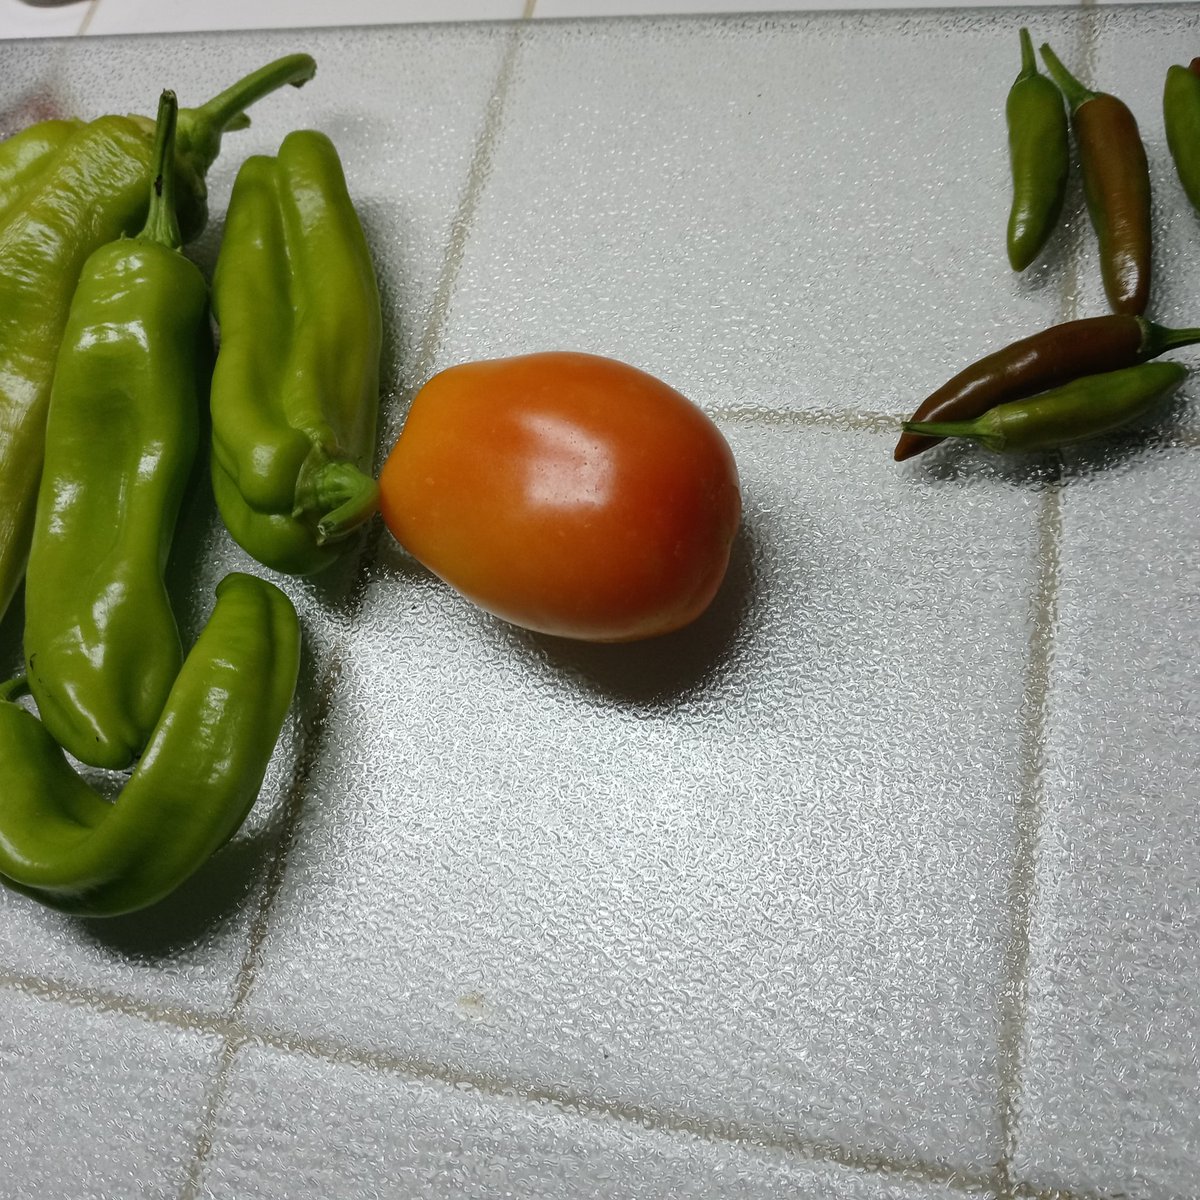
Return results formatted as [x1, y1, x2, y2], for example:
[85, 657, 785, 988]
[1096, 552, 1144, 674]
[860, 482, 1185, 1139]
[0, 0, 1188, 42]
[3, 3, 1200, 1200]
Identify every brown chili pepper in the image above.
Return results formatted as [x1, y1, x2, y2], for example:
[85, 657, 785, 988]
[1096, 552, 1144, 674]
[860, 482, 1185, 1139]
[894, 315, 1200, 461]
[1039, 42, 1152, 316]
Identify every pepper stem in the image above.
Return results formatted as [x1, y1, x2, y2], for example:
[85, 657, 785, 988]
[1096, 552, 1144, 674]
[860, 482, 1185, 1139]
[901, 419, 1002, 452]
[0, 676, 30, 703]
[1140, 319, 1200, 357]
[138, 90, 181, 250]
[1017, 28, 1037, 80]
[1039, 42, 1097, 111]
[297, 461, 380, 545]
[178, 53, 317, 179]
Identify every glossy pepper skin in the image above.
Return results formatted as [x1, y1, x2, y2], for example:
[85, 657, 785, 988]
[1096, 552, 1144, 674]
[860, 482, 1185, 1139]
[0, 118, 81, 219]
[210, 129, 381, 575]
[0, 573, 300, 918]
[24, 92, 209, 771]
[903, 361, 1187, 452]
[1040, 42, 1152, 316]
[0, 54, 316, 627]
[1006, 28, 1069, 271]
[893, 314, 1200, 461]
[1164, 58, 1200, 215]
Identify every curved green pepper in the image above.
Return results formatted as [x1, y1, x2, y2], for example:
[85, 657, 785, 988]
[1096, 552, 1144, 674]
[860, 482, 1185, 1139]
[24, 92, 209, 770]
[0, 54, 316, 626]
[0, 118, 82, 219]
[0, 572, 300, 918]
[210, 129, 381, 575]
[1164, 58, 1200, 216]
[1005, 28, 1068, 271]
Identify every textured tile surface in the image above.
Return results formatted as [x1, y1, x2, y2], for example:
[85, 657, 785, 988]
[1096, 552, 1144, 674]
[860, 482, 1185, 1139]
[1013, 443, 1200, 1199]
[200, 1040, 994, 1199]
[2, 8, 1200, 1199]
[244, 424, 1044, 1174]
[435, 11, 1086, 420]
[0, 986, 223, 1199]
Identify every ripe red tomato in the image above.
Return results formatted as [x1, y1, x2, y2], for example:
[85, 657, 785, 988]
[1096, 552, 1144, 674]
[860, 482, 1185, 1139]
[379, 352, 741, 643]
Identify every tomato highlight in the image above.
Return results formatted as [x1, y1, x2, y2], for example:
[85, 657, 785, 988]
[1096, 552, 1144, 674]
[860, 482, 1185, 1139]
[379, 351, 742, 643]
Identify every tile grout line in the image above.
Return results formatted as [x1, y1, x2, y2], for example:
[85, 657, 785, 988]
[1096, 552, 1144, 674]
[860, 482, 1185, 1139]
[0, 965, 998, 1198]
[994, 8, 1092, 1188]
[75, 0, 101, 37]
[173, 652, 347, 1200]
[172, 23, 532, 1197]
[410, 18, 525, 390]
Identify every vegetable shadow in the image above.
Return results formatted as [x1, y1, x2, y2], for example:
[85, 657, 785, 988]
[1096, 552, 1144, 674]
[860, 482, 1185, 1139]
[76, 822, 278, 960]
[510, 520, 759, 710]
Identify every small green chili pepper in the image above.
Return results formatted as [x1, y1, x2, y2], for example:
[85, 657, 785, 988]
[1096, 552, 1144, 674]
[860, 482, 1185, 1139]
[895, 314, 1200, 460]
[1006, 28, 1069, 272]
[902, 361, 1186, 452]
[24, 91, 209, 771]
[1040, 42, 1152, 316]
[1164, 57, 1200, 216]
[0, 54, 316, 627]
[0, 118, 81, 219]
[210, 128, 381, 575]
[0, 572, 300, 918]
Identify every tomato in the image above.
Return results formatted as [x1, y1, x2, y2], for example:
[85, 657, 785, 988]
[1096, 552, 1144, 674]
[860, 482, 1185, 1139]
[379, 352, 741, 643]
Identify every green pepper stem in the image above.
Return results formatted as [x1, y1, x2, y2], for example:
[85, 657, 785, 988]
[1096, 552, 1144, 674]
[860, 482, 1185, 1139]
[138, 90, 182, 250]
[0, 676, 30, 703]
[1017, 28, 1037, 80]
[1039, 42, 1097, 111]
[1140, 319, 1200, 358]
[901, 419, 1002, 452]
[179, 53, 317, 178]
[299, 461, 380, 545]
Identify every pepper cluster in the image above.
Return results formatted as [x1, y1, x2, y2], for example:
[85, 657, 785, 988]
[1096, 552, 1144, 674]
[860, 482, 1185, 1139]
[0, 58, 382, 916]
[896, 35, 1200, 458]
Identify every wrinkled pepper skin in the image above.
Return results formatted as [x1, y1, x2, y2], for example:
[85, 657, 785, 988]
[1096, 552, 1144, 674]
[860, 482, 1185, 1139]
[24, 92, 209, 770]
[1040, 43, 1152, 316]
[0, 54, 316, 626]
[211, 129, 381, 575]
[0, 118, 81, 219]
[1006, 28, 1068, 271]
[0, 573, 300, 918]
[1164, 58, 1200, 215]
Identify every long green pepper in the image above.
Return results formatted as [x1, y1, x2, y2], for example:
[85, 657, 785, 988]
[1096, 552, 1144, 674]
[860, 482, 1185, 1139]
[0, 573, 300, 917]
[1005, 28, 1068, 272]
[902, 361, 1186, 452]
[0, 54, 316, 626]
[210, 129, 381, 575]
[24, 91, 209, 771]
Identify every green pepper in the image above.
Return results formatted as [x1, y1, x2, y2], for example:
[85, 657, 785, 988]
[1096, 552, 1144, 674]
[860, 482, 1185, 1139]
[210, 128, 381, 576]
[0, 54, 316, 626]
[0, 572, 300, 918]
[901, 360, 1186, 452]
[0, 118, 82, 219]
[1040, 42, 1152, 316]
[23, 91, 209, 771]
[1164, 57, 1200, 216]
[1005, 28, 1069, 272]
